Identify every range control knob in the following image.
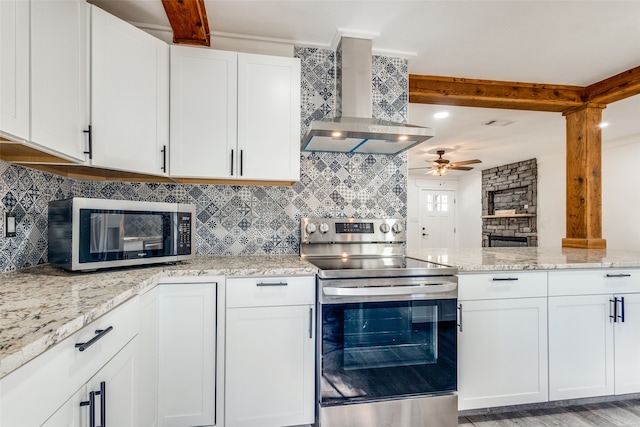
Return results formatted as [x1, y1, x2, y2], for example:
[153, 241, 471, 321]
[305, 223, 317, 234]
[379, 223, 391, 233]
[392, 223, 404, 234]
[319, 223, 330, 234]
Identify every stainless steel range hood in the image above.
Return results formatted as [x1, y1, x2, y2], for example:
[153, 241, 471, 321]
[301, 37, 435, 155]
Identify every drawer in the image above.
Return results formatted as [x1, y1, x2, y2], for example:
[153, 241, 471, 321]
[226, 276, 315, 308]
[548, 269, 640, 296]
[0, 296, 139, 427]
[459, 271, 547, 300]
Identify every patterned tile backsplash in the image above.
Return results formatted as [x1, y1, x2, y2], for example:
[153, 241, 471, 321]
[0, 47, 409, 272]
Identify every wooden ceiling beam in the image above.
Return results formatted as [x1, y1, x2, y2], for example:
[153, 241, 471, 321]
[161, 0, 210, 46]
[584, 65, 640, 105]
[409, 75, 585, 112]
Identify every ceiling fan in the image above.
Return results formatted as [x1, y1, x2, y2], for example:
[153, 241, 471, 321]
[410, 150, 482, 176]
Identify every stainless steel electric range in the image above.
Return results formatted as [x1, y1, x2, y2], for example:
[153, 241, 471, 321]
[300, 218, 459, 427]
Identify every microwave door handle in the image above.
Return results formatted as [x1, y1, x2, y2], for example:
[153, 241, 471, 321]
[323, 283, 457, 297]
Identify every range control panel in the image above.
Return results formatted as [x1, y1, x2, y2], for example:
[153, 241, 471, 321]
[300, 218, 406, 244]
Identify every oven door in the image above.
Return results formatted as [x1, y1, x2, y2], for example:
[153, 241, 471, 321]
[320, 293, 457, 406]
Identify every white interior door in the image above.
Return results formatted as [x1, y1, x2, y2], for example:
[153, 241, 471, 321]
[418, 189, 456, 249]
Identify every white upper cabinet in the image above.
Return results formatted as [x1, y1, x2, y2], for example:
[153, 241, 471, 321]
[170, 47, 301, 182]
[1, 0, 88, 162]
[90, 5, 169, 176]
[31, 0, 89, 162]
[170, 46, 237, 178]
[0, 0, 29, 141]
[237, 53, 301, 182]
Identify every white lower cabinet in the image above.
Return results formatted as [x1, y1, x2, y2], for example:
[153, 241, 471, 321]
[548, 269, 640, 400]
[225, 276, 315, 427]
[0, 297, 139, 427]
[457, 272, 548, 410]
[156, 280, 218, 427]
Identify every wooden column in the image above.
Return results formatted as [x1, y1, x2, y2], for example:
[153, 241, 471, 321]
[562, 105, 607, 249]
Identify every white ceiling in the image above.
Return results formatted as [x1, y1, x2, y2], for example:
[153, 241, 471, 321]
[90, 0, 640, 175]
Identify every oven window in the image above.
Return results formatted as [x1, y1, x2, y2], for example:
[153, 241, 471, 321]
[322, 299, 457, 406]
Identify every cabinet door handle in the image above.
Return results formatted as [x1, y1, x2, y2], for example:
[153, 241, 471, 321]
[610, 297, 618, 323]
[619, 296, 626, 323]
[256, 282, 288, 287]
[457, 303, 463, 332]
[80, 390, 97, 427]
[230, 149, 234, 176]
[83, 125, 93, 160]
[240, 149, 244, 176]
[606, 274, 631, 278]
[75, 326, 113, 352]
[492, 277, 519, 281]
[161, 145, 167, 173]
[98, 381, 106, 427]
[309, 307, 313, 339]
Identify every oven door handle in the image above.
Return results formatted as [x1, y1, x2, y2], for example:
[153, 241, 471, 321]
[322, 283, 457, 297]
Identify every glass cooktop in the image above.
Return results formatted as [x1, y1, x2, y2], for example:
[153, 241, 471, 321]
[305, 256, 456, 279]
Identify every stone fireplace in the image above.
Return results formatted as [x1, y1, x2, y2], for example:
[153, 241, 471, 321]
[482, 159, 538, 247]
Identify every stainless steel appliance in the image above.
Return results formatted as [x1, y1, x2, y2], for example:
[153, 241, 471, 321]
[48, 198, 195, 271]
[300, 218, 458, 427]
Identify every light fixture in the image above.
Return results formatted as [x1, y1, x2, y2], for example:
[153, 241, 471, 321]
[331, 131, 342, 138]
[398, 135, 409, 141]
[434, 111, 449, 119]
[598, 122, 609, 128]
[429, 165, 448, 176]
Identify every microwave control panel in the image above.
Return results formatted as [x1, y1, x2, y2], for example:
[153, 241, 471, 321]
[177, 212, 193, 255]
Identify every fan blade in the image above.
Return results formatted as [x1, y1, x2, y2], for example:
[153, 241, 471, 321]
[409, 166, 435, 170]
[450, 165, 474, 171]
[450, 159, 482, 166]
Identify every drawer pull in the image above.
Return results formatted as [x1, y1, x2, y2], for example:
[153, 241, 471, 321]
[256, 282, 288, 287]
[606, 274, 631, 278]
[75, 326, 114, 352]
[492, 277, 519, 281]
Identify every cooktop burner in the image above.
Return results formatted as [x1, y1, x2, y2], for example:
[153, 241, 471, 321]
[305, 256, 455, 279]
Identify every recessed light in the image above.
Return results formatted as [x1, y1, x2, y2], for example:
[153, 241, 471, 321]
[398, 135, 409, 141]
[331, 131, 342, 138]
[434, 111, 449, 119]
[598, 122, 609, 128]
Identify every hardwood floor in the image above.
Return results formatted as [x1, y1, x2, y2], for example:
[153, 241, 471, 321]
[458, 399, 640, 426]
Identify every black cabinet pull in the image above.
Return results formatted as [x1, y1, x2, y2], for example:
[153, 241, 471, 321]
[240, 149, 244, 176]
[619, 296, 626, 323]
[492, 277, 519, 281]
[606, 274, 631, 278]
[457, 304, 463, 332]
[75, 326, 113, 352]
[161, 145, 167, 173]
[309, 307, 313, 339]
[99, 381, 106, 427]
[256, 282, 288, 287]
[610, 297, 618, 323]
[230, 149, 234, 176]
[83, 125, 93, 159]
[80, 391, 97, 427]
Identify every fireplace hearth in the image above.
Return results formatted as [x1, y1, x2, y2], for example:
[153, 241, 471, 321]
[489, 235, 529, 247]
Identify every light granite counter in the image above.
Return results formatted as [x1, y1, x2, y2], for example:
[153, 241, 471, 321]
[0, 255, 317, 379]
[407, 247, 640, 272]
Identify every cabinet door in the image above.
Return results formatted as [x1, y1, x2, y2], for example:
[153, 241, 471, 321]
[91, 5, 169, 175]
[170, 46, 237, 179]
[0, 0, 29, 140]
[139, 287, 159, 427]
[225, 304, 315, 427]
[237, 53, 301, 181]
[614, 293, 640, 394]
[30, 0, 88, 162]
[86, 338, 139, 427]
[40, 387, 85, 427]
[548, 295, 614, 400]
[457, 297, 548, 410]
[158, 283, 216, 427]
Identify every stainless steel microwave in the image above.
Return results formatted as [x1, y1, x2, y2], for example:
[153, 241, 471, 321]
[48, 198, 195, 271]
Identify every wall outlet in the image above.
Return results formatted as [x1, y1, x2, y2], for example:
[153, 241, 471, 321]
[4, 212, 16, 238]
[524, 204, 529, 209]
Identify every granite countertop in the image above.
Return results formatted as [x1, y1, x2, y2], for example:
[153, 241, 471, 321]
[407, 247, 640, 272]
[0, 255, 317, 380]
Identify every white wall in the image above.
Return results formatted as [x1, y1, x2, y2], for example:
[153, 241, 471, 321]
[457, 172, 482, 247]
